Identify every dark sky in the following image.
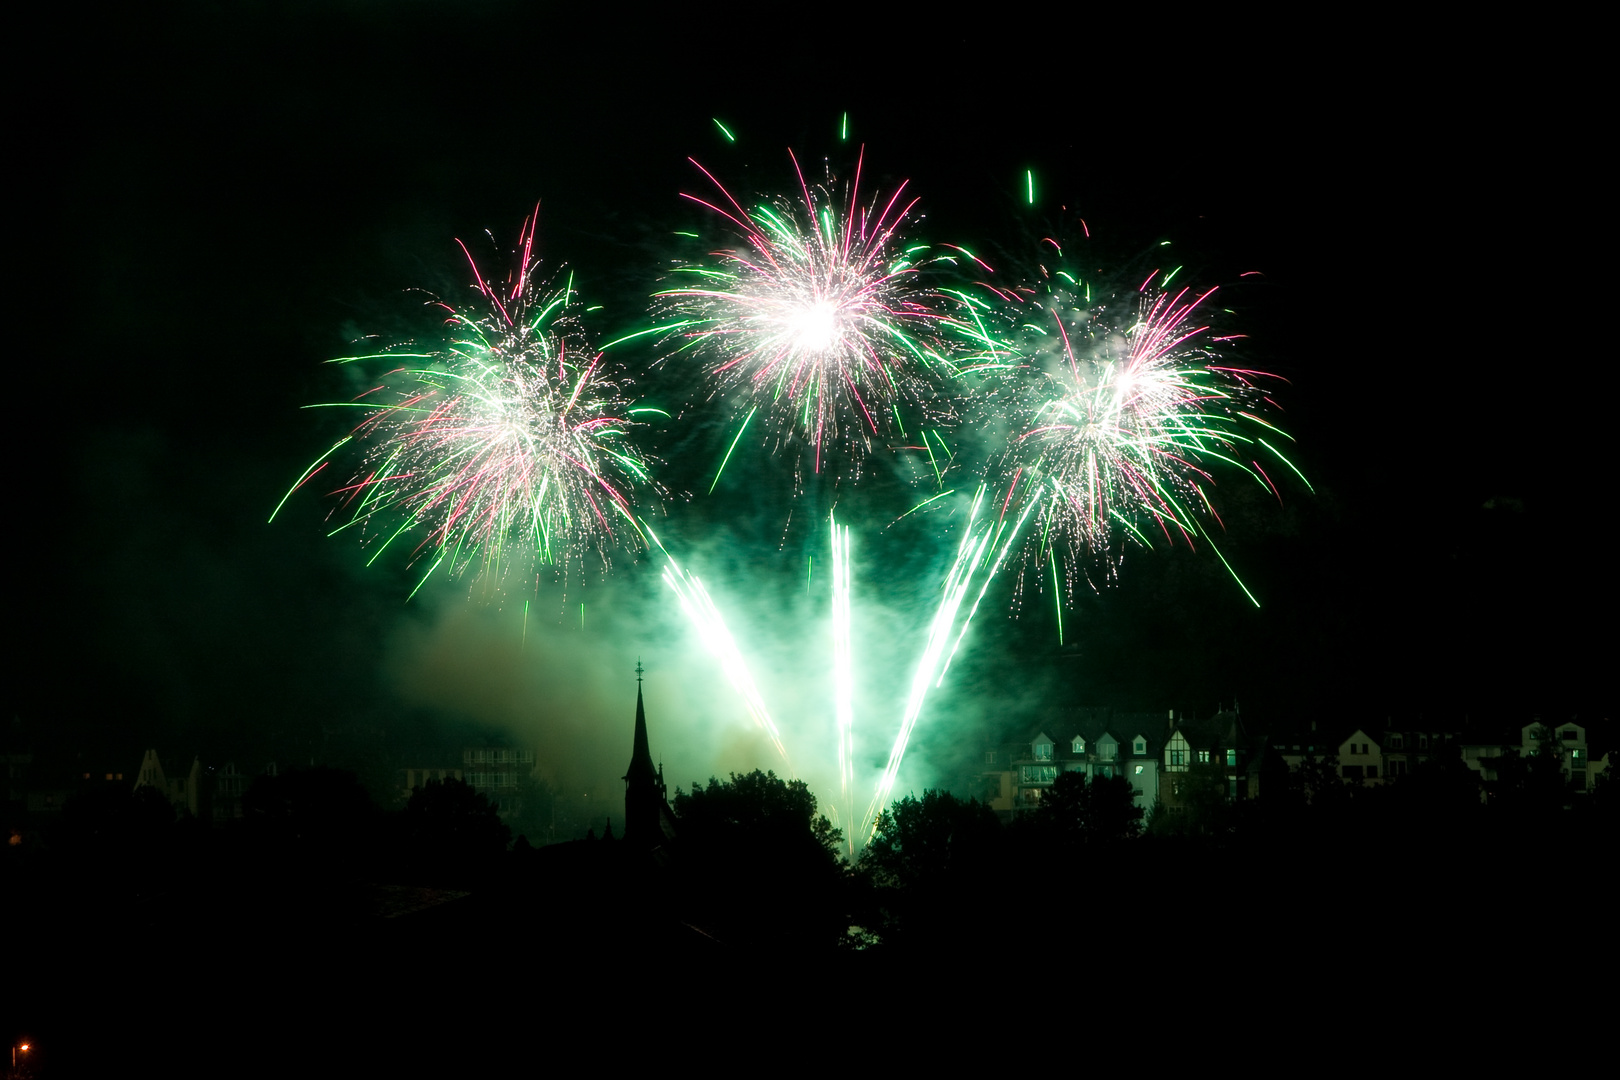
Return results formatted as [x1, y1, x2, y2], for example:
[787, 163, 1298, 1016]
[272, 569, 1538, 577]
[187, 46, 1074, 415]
[16, 3, 1607, 797]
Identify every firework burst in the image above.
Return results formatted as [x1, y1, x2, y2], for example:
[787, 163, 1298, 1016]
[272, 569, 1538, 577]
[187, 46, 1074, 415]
[277, 210, 659, 592]
[997, 273, 1308, 611]
[656, 149, 963, 480]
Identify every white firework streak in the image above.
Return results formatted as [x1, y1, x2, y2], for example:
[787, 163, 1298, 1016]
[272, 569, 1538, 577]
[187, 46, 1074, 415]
[860, 486, 1038, 840]
[647, 528, 793, 773]
[830, 514, 855, 855]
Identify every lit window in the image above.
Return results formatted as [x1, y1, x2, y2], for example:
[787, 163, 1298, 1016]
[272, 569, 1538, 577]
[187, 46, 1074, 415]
[1073, 738, 1084, 753]
[1034, 742, 1053, 761]
[1226, 749, 1237, 767]
[1134, 765, 1144, 775]
[1197, 750, 1210, 764]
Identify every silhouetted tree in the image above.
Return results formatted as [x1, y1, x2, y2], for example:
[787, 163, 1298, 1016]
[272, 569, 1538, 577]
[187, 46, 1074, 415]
[241, 766, 379, 872]
[671, 770, 846, 952]
[861, 790, 1001, 889]
[508, 774, 555, 847]
[398, 777, 511, 884]
[53, 784, 176, 858]
[1035, 771, 1145, 846]
[858, 790, 1003, 953]
[674, 770, 842, 862]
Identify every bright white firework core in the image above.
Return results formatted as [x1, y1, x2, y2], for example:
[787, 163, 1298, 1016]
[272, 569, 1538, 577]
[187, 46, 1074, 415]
[787, 300, 841, 354]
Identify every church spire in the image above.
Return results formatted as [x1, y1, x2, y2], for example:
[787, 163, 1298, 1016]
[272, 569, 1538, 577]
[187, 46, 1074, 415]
[623, 658, 666, 845]
[626, 659, 655, 788]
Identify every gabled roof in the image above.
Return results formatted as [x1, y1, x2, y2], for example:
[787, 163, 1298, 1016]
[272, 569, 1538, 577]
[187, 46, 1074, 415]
[1041, 707, 1170, 758]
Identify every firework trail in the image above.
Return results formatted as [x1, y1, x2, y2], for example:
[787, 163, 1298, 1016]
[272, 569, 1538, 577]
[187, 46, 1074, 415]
[646, 527, 795, 773]
[829, 513, 855, 853]
[275, 209, 659, 594]
[860, 485, 1039, 839]
[653, 148, 964, 483]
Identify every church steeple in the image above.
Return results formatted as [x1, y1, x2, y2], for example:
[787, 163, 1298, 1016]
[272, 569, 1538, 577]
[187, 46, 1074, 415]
[623, 659, 667, 845]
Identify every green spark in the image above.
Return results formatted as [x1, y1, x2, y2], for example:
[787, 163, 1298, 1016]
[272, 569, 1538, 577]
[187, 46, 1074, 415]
[710, 406, 756, 493]
[1049, 547, 1063, 646]
[712, 118, 735, 142]
[1026, 170, 1035, 205]
[406, 554, 446, 602]
[1259, 438, 1315, 493]
[581, 602, 586, 631]
[841, 112, 848, 141]
[522, 600, 529, 648]
[1199, 528, 1260, 608]
[896, 489, 955, 522]
[600, 321, 692, 350]
[270, 436, 351, 523]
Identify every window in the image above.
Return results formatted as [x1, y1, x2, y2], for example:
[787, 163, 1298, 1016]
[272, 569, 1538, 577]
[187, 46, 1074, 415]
[1561, 729, 1579, 741]
[1389, 734, 1404, 749]
[985, 751, 997, 764]
[1034, 742, 1053, 761]
[1418, 735, 1428, 749]
[1226, 749, 1238, 767]
[1197, 750, 1211, 764]
[1134, 765, 1144, 775]
[1073, 738, 1085, 754]
[1168, 749, 1187, 767]
[1134, 738, 1146, 754]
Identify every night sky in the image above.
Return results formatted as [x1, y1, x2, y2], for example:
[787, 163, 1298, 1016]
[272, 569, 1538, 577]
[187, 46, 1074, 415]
[18, 4, 1607, 805]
